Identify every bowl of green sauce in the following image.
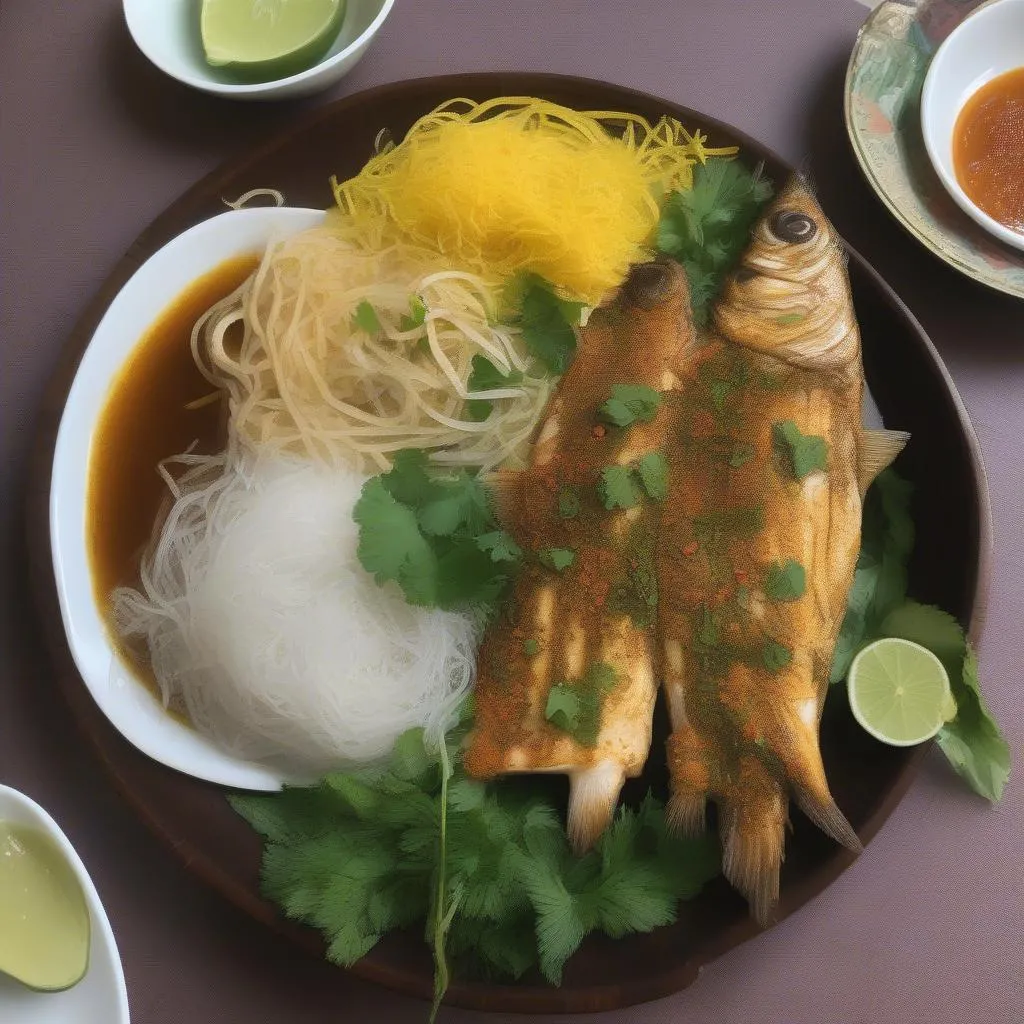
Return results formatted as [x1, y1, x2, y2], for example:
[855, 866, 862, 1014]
[123, 0, 395, 100]
[0, 786, 128, 1024]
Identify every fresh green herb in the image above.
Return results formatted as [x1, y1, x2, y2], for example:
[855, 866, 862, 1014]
[599, 384, 662, 427]
[465, 355, 525, 421]
[878, 602, 1010, 802]
[709, 379, 733, 412]
[557, 484, 582, 519]
[233, 729, 720, 995]
[636, 453, 669, 501]
[773, 420, 828, 480]
[517, 275, 584, 374]
[598, 465, 642, 510]
[539, 547, 576, 572]
[545, 662, 618, 746]
[523, 638, 541, 657]
[399, 295, 428, 332]
[696, 607, 721, 648]
[729, 443, 755, 468]
[655, 157, 774, 323]
[353, 299, 382, 335]
[355, 450, 518, 610]
[476, 530, 523, 563]
[764, 559, 806, 602]
[762, 639, 792, 672]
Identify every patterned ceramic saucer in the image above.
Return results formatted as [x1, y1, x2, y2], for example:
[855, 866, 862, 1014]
[845, 0, 1024, 298]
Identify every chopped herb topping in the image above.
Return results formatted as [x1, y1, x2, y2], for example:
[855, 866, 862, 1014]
[557, 484, 582, 519]
[764, 559, 806, 602]
[773, 420, 828, 480]
[476, 530, 524, 563]
[599, 384, 662, 427]
[523, 638, 541, 657]
[518, 275, 584, 374]
[709, 380, 733, 411]
[353, 300, 382, 335]
[728, 443, 755, 468]
[399, 295, 427, 332]
[598, 465, 642, 510]
[545, 662, 619, 746]
[636, 452, 669, 501]
[465, 354, 524, 421]
[762, 639, 792, 671]
[539, 547, 576, 572]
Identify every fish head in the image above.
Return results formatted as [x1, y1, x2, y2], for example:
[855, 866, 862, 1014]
[713, 179, 859, 372]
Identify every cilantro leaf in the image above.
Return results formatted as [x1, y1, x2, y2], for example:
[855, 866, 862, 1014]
[352, 299, 382, 335]
[475, 530, 523, 563]
[598, 465, 641, 510]
[936, 646, 1011, 803]
[773, 420, 828, 480]
[557, 485, 581, 519]
[544, 685, 581, 734]
[880, 601, 965, 670]
[636, 452, 668, 501]
[655, 158, 774, 324]
[465, 354, 524, 422]
[709, 379, 733, 411]
[519, 276, 583, 375]
[599, 384, 662, 427]
[523, 638, 540, 657]
[354, 478, 438, 605]
[764, 559, 806, 602]
[357, 451, 515, 611]
[539, 547, 575, 572]
[762, 639, 792, 671]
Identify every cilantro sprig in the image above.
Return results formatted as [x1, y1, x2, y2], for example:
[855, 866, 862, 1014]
[231, 727, 720, 999]
[656, 158, 774, 324]
[599, 384, 662, 428]
[355, 449, 520, 610]
[513, 274, 585, 374]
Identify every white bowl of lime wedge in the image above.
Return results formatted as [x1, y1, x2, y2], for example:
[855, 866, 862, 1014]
[123, 0, 394, 100]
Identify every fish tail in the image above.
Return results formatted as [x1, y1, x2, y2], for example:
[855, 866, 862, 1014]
[667, 787, 707, 835]
[793, 780, 862, 853]
[718, 767, 788, 925]
[567, 759, 626, 853]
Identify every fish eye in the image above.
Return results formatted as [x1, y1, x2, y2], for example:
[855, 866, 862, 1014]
[769, 210, 817, 244]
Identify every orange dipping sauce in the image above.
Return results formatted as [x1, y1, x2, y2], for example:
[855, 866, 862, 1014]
[953, 66, 1024, 234]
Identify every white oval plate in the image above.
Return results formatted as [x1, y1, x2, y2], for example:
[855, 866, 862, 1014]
[50, 206, 325, 792]
[0, 785, 129, 1024]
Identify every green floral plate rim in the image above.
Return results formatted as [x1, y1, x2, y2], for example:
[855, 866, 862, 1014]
[844, 0, 1024, 299]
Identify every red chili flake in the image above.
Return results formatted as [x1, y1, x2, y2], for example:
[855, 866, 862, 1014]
[592, 424, 606, 439]
[734, 568, 748, 583]
[683, 541, 699, 557]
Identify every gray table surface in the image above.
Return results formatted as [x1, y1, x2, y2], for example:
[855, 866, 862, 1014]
[1, 1, 1021, 1022]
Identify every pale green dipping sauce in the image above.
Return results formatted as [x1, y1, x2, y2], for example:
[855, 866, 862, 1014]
[0, 822, 90, 991]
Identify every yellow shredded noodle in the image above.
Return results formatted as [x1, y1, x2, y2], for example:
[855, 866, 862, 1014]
[331, 97, 735, 306]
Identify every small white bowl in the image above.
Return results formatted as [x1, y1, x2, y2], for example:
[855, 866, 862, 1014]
[51, 206, 325, 791]
[0, 786, 129, 1024]
[921, 0, 1024, 252]
[122, 0, 395, 101]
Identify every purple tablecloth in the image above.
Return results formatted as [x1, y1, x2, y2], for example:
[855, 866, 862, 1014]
[1, 1, 1021, 1021]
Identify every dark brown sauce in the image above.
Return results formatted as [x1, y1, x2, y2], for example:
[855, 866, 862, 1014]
[86, 255, 257, 693]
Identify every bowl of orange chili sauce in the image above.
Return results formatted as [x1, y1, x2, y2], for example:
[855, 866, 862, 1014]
[921, 0, 1024, 252]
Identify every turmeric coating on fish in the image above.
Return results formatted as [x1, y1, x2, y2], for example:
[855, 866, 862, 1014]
[466, 176, 908, 925]
[658, 179, 908, 922]
[464, 261, 696, 851]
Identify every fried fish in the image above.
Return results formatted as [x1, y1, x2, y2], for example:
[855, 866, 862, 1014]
[658, 179, 908, 921]
[464, 260, 696, 850]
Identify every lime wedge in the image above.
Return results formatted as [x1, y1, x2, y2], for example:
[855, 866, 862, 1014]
[848, 637, 957, 747]
[200, 0, 347, 82]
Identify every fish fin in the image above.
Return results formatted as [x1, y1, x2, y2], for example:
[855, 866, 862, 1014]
[858, 429, 910, 495]
[486, 468, 526, 524]
[567, 760, 625, 853]
[793, 784, 862, 853]
[667, 788, 707, 835]
[718, 775, 787, 925]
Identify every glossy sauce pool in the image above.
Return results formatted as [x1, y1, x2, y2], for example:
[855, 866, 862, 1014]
[953, 66, 1024, 234]
[86, 255, 257, 697]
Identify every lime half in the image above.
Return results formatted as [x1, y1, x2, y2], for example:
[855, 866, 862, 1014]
[200, 0, 347, 82]
[848, 637, 957, 747]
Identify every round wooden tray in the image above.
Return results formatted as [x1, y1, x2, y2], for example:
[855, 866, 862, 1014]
[27, 73, 992, 1015]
